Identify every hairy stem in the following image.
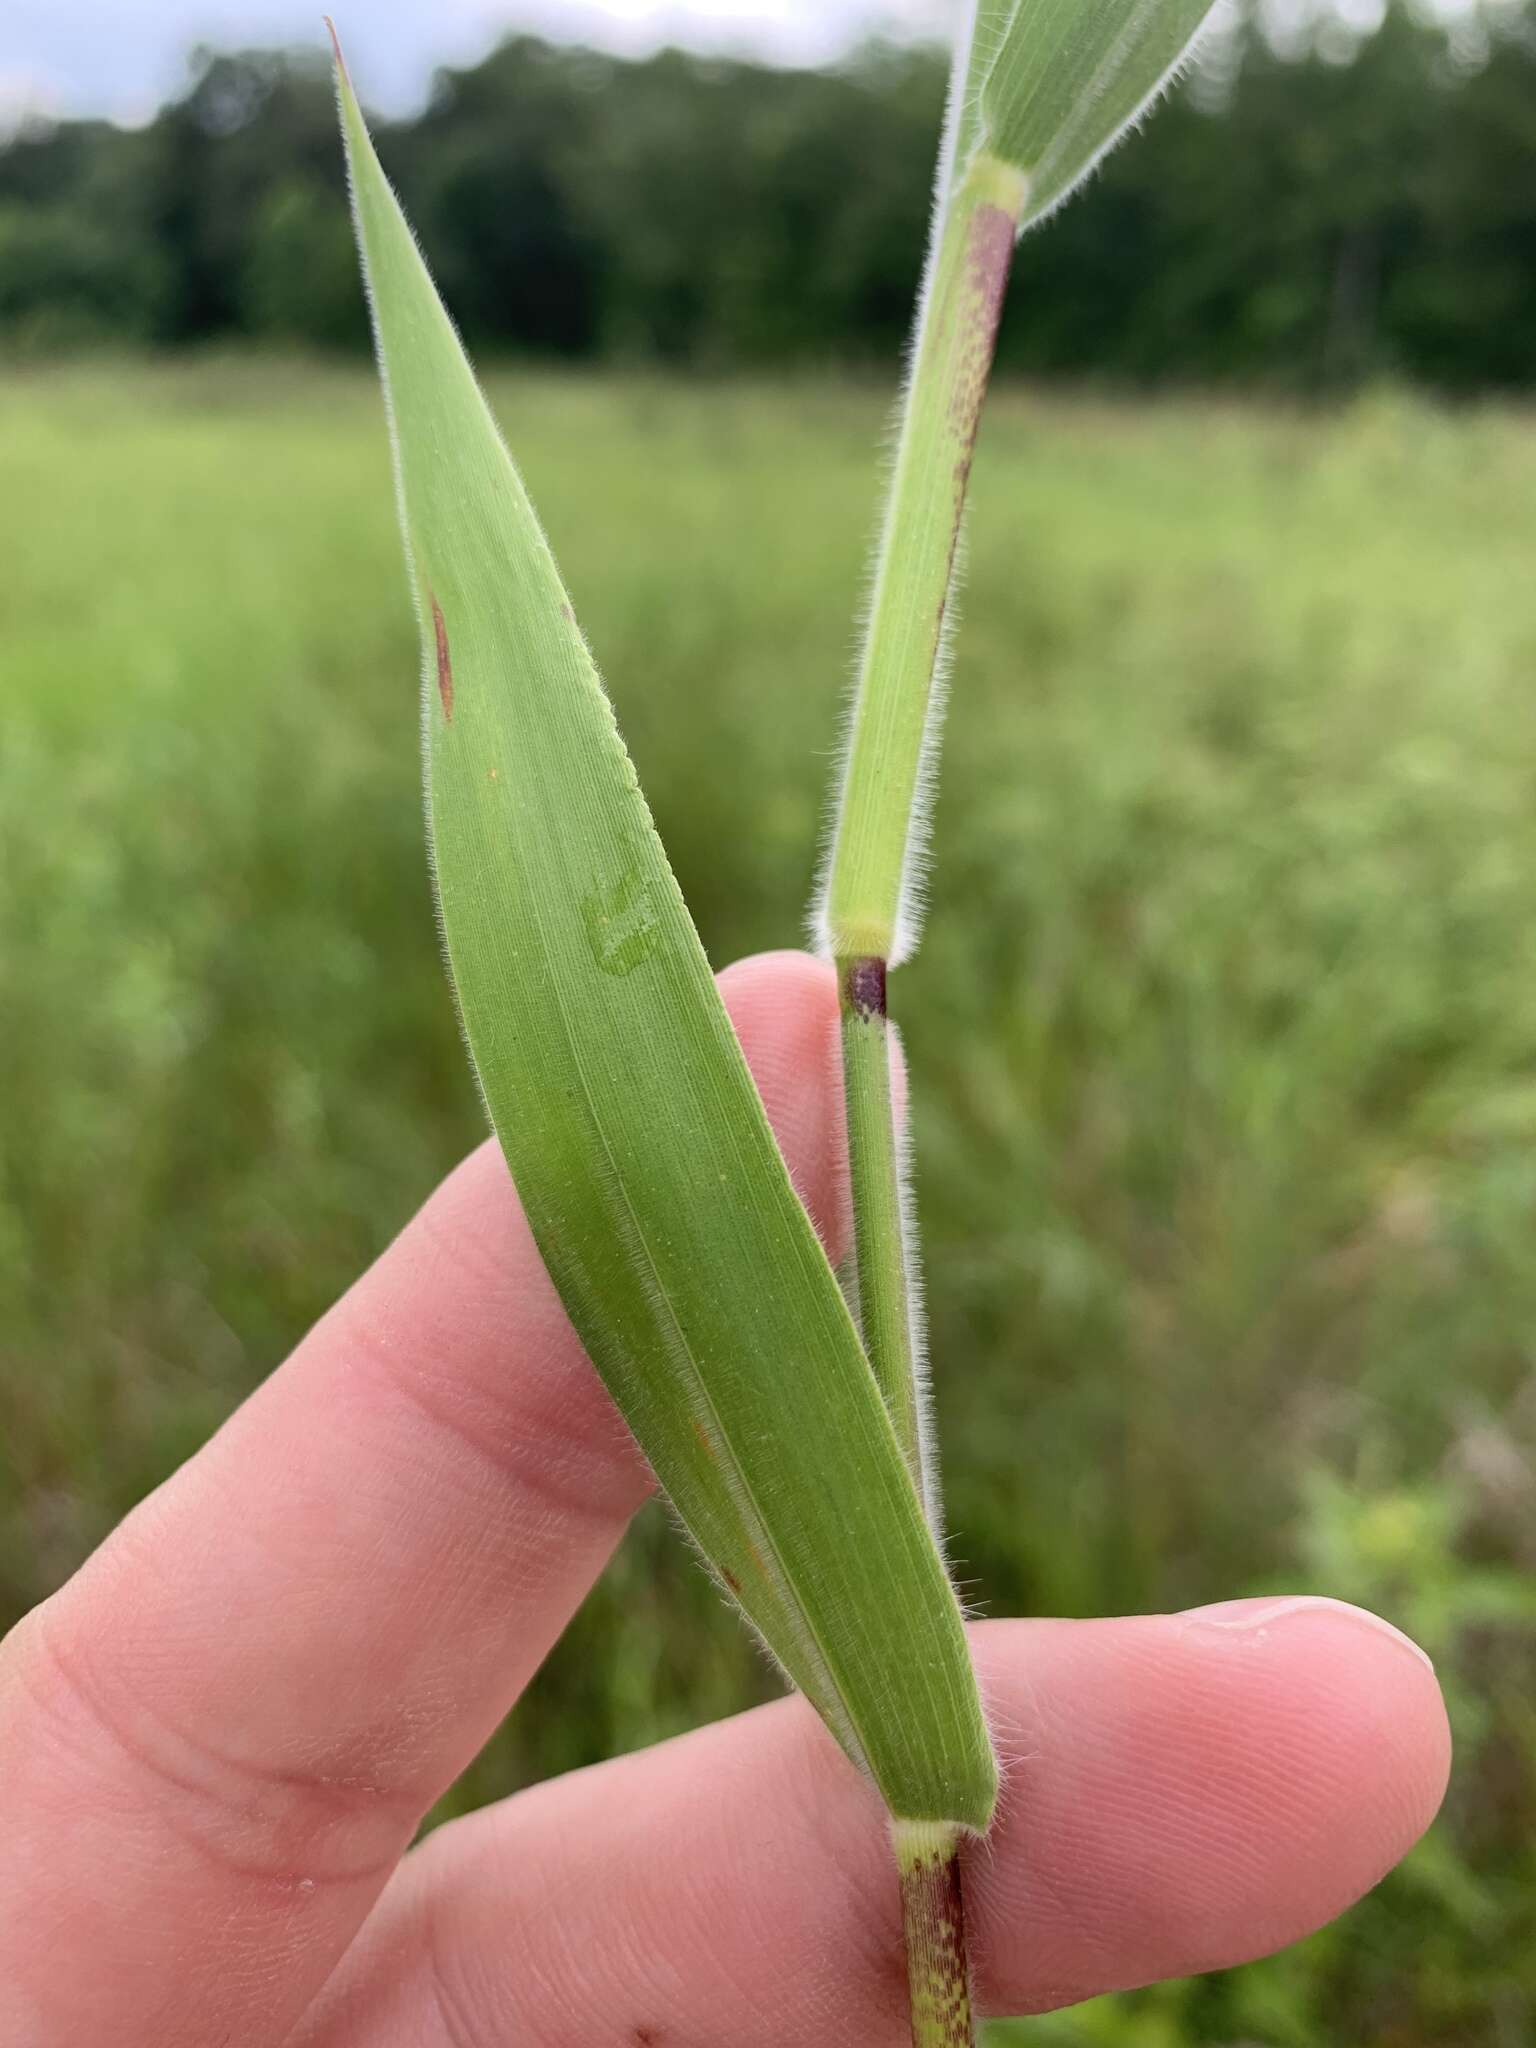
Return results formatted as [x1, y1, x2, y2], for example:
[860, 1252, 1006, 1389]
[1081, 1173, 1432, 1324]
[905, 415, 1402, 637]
[828, 152, 1026, 1535]
[894, 1820, 979, 2048]
[820, 150, 1026, 965]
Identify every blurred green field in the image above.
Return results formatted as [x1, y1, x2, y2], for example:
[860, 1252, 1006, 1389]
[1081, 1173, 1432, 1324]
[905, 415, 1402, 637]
[4, 361, 1536, 2042]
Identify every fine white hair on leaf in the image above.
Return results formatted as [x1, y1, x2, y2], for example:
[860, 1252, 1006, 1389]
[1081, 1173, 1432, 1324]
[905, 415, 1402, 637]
[976, 0, 1220, 239]
[935, 0, 997, 204]
[1020, 31, 1213, 239]
[659, 1481, 871, 1774]
[975, 1644, 1038, 1813]
[955, 1, 1025, 160]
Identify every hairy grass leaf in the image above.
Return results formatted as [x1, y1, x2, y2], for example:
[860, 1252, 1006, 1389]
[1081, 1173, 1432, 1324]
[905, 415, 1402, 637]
[960, 0, 1216, 229]
[331, 33, 996, 1833]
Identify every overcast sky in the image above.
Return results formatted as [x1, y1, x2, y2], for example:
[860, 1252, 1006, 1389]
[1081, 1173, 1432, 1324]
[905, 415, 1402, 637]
[3, 0, 958, 127]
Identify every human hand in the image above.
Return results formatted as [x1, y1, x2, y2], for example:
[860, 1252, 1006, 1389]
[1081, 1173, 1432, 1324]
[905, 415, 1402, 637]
[0, 951, 1450, 2046]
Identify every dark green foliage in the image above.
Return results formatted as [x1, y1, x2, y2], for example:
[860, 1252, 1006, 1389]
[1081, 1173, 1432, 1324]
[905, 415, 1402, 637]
[2, 3, 1534, 386]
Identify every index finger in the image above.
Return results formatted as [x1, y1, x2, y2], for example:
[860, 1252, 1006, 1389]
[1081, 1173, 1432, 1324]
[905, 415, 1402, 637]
[0, 950, 851, 2048]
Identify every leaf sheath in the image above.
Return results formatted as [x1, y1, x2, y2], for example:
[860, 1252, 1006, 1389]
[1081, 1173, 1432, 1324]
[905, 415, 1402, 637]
[817, 152, 1027, 967]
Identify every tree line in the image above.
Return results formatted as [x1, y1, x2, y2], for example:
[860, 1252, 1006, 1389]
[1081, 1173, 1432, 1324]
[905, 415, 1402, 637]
[1, 2, 1533, 388]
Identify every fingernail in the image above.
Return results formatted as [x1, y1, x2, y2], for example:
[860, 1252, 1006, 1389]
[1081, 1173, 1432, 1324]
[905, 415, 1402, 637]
[1180, 1594, 1435, 1674]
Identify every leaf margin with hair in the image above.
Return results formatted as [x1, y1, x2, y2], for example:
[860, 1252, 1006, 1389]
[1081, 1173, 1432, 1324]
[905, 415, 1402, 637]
[961, 0, 1218, 232]
[329, 28, 997, 1835]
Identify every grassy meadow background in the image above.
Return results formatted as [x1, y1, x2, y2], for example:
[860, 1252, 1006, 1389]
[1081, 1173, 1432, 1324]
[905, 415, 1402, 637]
[5, 358, 1536, 2041]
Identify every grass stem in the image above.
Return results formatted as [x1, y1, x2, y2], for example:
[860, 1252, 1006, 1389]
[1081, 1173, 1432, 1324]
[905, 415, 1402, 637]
[826, 142, 1025, 2048]
[893, 1820, 979, 2048]
[840, 957, 930, 1516]
[820, 150, 1026, 966]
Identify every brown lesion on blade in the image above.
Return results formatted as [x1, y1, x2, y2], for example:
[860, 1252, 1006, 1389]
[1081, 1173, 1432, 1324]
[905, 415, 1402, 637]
[429, 590, 453, 721]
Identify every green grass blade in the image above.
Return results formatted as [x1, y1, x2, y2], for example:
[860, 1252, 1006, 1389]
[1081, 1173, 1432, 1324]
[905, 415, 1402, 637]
[964, 0, 1217, 229]
[330, 31, 996, 1834]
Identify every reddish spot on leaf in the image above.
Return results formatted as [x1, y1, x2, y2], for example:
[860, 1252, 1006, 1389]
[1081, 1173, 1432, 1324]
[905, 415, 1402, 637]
[429, 590, 453, 721]
[722, 1567, 742, 1595]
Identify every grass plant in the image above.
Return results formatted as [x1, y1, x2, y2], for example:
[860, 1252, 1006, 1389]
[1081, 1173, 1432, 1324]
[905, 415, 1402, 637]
[9, 359, 1536, 2041]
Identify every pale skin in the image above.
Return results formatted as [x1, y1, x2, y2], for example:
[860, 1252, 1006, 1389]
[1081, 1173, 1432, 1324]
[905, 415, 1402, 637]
[0, 951, 1451, 2046]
